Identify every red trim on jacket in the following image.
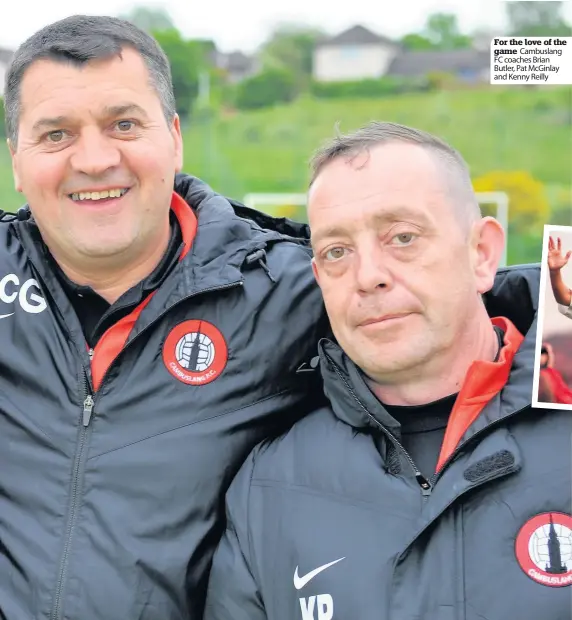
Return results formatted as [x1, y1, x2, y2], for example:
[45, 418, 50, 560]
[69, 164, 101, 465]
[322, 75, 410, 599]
[435, 317, 524, 473]
[91, 192, 197, 392]
[539, 367, 572, 405]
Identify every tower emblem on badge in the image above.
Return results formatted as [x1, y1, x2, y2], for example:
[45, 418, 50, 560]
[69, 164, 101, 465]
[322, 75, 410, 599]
[163, 320, 228, 385]
[515, 512, 572, 587]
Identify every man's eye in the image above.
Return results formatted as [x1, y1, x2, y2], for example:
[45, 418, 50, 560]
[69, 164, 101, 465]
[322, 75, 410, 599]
[324, 247, 346, 261]
[46, 130, 65, 143]
[393, 233, 416, 246]
[116, 120, 135, 132]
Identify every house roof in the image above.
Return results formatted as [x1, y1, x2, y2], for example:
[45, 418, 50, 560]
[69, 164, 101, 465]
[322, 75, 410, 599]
[317, 25, 397, 47]
[218, 51, 254, 73]
[387, 49, 489, 76]
[0, 47, 13, 65]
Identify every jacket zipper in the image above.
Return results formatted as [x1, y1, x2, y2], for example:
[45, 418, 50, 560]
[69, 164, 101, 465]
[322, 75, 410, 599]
[353, 395, 527, 499]
[328, 358, 433, 496]
[81, 280, 244, 425]
[364, 414, 433, 496]
[50, 375, 94, 620]
[49, 279, 243, 616]
[328, 354, 529, 499]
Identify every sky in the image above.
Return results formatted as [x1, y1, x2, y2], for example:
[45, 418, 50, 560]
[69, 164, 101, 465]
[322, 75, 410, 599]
[1, 0, 571, 54]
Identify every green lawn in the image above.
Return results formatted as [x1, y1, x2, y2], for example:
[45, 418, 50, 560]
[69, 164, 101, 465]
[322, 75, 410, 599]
[183, 86, 572, 199]
[1, 85, 570, 215]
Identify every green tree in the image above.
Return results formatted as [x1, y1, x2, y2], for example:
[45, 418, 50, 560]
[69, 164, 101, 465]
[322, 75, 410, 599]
[235, 68, 296, 110]
[152, 29, 207, 119]
[507, 1, 571, 37]
[425, 13, 472, 49]
[259, 24, 325, 91]
[401, 12, 472, 50]
[120, 6, 175, 33]
[400, 33, 434, 50]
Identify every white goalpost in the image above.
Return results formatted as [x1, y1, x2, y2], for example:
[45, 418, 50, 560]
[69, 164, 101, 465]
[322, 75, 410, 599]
[243, 191, 509, 267]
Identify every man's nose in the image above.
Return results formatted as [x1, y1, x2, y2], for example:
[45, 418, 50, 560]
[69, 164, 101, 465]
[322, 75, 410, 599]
[354, 245, 393, 293]
[69, 129, 121, 176]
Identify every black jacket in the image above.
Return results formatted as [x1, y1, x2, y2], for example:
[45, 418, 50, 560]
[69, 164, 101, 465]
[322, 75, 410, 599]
[205, 265, 572, 620]
[0, 174, 328, 619]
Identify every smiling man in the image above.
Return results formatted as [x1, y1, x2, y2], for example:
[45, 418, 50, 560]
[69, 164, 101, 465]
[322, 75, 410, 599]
[0, 15, 328, 620]
[205, 122, 572, 620]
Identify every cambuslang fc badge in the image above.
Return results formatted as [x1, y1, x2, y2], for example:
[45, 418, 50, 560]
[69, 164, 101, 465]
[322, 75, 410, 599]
[515, 512, 572, 587]
[163, 320, 228, 386]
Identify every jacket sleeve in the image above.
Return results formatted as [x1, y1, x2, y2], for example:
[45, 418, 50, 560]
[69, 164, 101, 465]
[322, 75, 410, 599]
[204, 449, 267, 620]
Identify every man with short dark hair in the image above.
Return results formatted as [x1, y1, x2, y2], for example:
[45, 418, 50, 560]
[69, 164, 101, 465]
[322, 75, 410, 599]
[0, 14, 327, 619]
[205, 122, 571, 620]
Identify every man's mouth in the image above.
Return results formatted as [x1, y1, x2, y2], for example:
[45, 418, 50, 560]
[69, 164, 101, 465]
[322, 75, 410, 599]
[69, 188, 130, 202]
[359, 313, 411, 327]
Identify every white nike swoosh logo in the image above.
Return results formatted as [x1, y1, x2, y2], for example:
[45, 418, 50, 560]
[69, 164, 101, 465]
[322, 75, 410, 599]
[0, 313, 14, 319]
[293, 557, 345, 590]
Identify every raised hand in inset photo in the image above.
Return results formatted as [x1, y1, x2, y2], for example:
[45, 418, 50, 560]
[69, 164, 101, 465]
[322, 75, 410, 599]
[547, 236, 572, 272]
[547, 236, 572, 310]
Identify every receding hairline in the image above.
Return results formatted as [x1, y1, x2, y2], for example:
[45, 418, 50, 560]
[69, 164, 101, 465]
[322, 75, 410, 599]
[307, 124, 482, 228]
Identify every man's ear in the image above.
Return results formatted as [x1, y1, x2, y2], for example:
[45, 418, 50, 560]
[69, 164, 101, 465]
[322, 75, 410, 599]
[7, 140, 22, 193]
[311, 257, 320, 285]
[471, 217, 505, 294]
[170, 114, 183, 173]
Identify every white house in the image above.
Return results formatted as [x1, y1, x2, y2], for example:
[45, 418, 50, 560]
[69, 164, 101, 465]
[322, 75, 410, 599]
[313, 25, 489, 83]
[313, 25, 400, 82]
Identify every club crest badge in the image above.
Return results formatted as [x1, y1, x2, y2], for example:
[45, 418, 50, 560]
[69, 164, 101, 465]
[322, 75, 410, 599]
[515, 512, 572, 587]
[163, 320, 228, 386]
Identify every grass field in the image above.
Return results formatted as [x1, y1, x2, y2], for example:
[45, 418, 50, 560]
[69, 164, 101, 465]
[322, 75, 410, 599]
[0, 86, 570, 217]
[183, 86, 572, 200]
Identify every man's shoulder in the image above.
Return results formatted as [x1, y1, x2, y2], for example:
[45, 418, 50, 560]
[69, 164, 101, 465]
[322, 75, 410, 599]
[0, 221, 31, 266]
[242, 228, 326, 323]
[0, 219, 18, 244]
[263, 231, 313, 266]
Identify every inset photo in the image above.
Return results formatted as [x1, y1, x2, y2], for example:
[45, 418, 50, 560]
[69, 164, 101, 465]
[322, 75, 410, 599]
[533, 225, 572, 410]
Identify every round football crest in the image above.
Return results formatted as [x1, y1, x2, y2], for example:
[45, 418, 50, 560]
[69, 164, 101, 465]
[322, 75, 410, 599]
[163, 320, 228, 385]
[515, 512, 572, 587]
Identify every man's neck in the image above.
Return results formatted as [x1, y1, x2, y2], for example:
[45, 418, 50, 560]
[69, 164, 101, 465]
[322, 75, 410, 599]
[54, 230, 171, 305]
[366, 309, 501, 406]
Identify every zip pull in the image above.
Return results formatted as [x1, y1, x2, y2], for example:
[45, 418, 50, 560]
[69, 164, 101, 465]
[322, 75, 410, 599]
[82, 395, 94, 426]
[245, 249, 276, 283]
[88, 348, 94, 361]
[416, 472, 433, 496]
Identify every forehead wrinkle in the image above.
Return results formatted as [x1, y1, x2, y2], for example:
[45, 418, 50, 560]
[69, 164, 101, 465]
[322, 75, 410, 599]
[310, 205, 434, 250]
